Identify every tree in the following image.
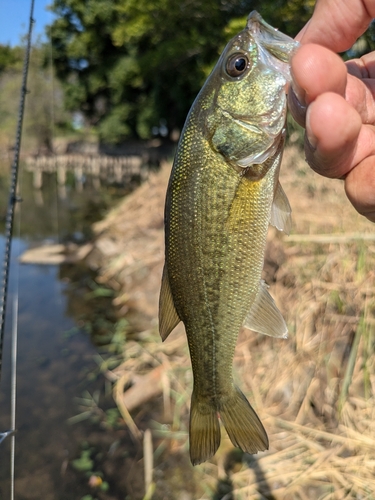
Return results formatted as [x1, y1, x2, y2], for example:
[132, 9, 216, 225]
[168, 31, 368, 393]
[0, 44, 69, 153]
[48, 0, 315, 144]
[0, 45, 23, 73]
[25, 45, 70, 152]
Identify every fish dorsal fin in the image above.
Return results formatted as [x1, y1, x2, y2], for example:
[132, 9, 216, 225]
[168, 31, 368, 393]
[270, 182, 292, 235]
[159, 265, 181, 341]
[243, 280, 288, 338]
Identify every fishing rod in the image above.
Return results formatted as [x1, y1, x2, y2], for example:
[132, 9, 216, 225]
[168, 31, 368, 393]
[0, 0, 35, 383]
[0, 0, 35, 493]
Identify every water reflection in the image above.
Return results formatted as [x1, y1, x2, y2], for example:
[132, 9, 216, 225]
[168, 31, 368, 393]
[0, 164, 133, 499]
[21, 169, 131, 243]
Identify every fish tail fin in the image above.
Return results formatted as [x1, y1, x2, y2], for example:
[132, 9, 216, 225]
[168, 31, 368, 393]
[219, 385, 269, 454]
[189, 390, 221, 466]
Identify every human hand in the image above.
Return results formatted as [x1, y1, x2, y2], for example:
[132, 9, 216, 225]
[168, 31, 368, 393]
[288, 0, 375, 222]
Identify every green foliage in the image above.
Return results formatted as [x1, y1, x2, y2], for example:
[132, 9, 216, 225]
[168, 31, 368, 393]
[254, 0, 315, 37]
[72, 449, 95, 471]
[0, 45, 23, 73]
[105, 408, 122, 428]
[73, 446, 110, 497]
[0, 44, 69, 152]
[0, 69, 22, 147]
[48, 0, 315, 144]
[344, 20, 375, 59]
[69, 389, 124, 429]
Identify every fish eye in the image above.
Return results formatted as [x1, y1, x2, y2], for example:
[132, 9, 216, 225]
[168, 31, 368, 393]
[226, 53, 250, 78]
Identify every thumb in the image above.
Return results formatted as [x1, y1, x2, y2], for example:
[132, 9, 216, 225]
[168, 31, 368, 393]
[298, 0, 375, 52]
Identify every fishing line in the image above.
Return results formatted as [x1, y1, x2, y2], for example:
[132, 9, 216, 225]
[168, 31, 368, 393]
[48, 22, 63, 262]
[9, 295, 18, 500]
[45, 18, 66, 323]
[0, 0, 35, 382]
[8, 113, 25, 500]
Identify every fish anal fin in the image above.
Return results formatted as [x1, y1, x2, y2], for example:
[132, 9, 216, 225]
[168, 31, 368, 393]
[189, 391, 221, 466]
[159, 265, 181, 341]
[270, 182, 292, 235]
[219, 385, 268, 454]
[243, 280, 288, 338]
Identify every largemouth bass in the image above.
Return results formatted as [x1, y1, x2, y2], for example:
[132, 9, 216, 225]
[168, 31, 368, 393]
[159, 11, 298, 465]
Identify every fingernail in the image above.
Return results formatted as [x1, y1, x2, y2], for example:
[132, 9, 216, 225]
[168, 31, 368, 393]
[305, 106, 317, 150]
[288, 80, 308, 128]
[291, 81, 306, 107]
[290, 69, 306, 107]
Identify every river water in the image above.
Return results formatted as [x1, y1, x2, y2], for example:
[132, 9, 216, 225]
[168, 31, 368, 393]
[0, 166, 137, 499]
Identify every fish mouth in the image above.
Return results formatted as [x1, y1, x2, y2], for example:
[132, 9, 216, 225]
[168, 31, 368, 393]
[246, 11, 299, 83]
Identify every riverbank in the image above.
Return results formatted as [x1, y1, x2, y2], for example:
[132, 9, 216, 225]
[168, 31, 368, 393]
[81, 145, 375, 499]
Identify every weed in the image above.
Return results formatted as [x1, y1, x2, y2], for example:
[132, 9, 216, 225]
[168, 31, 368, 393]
[90, 152, 375, 498]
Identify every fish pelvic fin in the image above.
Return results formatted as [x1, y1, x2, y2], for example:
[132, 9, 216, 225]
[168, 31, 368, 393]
[189, 391, 221, 466]
[159, 265, 181, 341]
[219, 386, 268, 455]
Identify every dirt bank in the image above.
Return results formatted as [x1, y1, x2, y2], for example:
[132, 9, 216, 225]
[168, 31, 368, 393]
[84, 147, 375, 499]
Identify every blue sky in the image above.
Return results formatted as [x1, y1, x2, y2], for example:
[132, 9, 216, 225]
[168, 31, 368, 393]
[0, 0, 55, 46]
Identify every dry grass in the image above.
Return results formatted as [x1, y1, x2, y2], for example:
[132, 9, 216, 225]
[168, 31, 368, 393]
[91, 146, 375, 499]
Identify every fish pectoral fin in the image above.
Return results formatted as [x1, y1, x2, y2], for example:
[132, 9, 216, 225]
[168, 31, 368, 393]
[159, 265, 181, 341]
[243, 280, 288, 338]
[270, 182, 292, 235]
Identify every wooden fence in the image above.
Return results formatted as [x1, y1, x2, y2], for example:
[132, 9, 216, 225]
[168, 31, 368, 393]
[25, 154, 150, 189]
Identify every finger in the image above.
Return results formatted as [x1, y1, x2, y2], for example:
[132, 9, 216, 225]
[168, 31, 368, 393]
[345, 74, 375, 124]
[298, 0, 375, 52]
[304, 92, 362, 178]
[291, 44, 347, 104]
[289, 45, 375, 127]
[347, 51, 375, 79]
[288, 44, 347, 126]
[345, 52, 375, 124]
[305, 93, 375, 180]
[345, 155, 375, 222]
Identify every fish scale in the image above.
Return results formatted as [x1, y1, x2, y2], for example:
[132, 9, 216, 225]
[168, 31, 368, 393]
[159, 11, 299, 465]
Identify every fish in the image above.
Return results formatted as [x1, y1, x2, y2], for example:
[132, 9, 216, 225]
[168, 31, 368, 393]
[159, 11, 299, 465]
